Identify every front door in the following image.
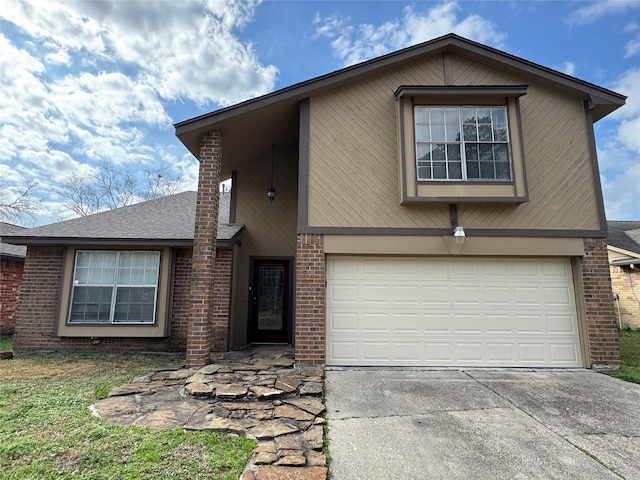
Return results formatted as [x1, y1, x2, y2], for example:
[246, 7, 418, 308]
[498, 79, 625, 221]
[249, 258, 291, 343]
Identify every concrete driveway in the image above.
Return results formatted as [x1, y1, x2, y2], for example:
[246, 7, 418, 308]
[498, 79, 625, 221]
[325, 369, 640, 479]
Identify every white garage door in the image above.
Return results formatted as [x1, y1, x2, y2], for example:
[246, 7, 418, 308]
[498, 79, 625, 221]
[326, 256, 582, 367]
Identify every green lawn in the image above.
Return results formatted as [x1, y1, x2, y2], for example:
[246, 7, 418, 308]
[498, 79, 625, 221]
[0, 337, 255, 480]
[605, 329, 640, 384]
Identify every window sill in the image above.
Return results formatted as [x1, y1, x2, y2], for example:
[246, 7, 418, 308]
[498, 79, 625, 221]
[57, 323, 167, 338]
[401, 181, 528, 203]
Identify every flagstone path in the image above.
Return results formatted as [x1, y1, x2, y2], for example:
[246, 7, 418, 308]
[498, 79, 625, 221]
[91, 345, 327, 480]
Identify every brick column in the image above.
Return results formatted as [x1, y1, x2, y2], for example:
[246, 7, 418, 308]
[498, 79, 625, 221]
[211, 249, 233, 352]
[186, 130, 223, 367]
[294, 234, 325, 364]
[581, 237, 620, 369]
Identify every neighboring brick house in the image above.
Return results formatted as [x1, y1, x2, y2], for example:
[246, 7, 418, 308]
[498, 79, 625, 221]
[607, 221, 640, 329]
[2, 191, 240, 352]
[1, 222, 27, 335]
[174, 33, 625, 369]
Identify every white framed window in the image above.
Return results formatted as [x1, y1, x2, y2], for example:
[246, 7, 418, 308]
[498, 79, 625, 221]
[69, 251, 160, 324]
[414, 106, 511, 181]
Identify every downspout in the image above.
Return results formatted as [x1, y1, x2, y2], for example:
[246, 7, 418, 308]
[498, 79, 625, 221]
[613, 293, 622, 329]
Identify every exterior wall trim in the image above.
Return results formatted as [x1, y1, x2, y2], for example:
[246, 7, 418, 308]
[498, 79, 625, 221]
[299, 226, 607, 238]
[584, 101, 608, 231]
[297, 98, 311, 229]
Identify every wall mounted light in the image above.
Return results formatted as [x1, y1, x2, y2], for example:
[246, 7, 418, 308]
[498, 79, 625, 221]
[266, 143, 276, 203]
[453, 226, 465, 245]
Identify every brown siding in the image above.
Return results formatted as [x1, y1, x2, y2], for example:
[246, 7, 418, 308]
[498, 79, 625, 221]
[0, 258, 24, 335]
[610, 265, 640, 328]
[294, 234, 325, 364]
[581, 237, 620, 368]
[307, 52, 600, 232]
[230, 149, 298, 346]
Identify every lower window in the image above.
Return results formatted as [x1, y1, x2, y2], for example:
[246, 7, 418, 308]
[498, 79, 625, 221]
[69, 251, 160, 324]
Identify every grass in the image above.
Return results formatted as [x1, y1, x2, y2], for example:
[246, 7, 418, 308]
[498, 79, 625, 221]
[0, 335, 12, 352]
[605, 329, 640, 384]
[0, 336, 255, 480]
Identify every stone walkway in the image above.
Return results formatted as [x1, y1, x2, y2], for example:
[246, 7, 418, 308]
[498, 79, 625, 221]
[91, 345, 327, 480]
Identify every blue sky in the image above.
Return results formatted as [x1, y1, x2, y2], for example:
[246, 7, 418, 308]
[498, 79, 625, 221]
[1, 0, 639, 226]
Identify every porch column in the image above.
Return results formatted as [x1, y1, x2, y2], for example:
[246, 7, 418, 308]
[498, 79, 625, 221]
[581, 237, 620, 369]
[294, 233, 325, 364]
[186, 129, 223, 367]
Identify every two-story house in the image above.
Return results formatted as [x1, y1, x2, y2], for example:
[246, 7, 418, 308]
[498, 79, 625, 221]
[175, 34, 625, 369]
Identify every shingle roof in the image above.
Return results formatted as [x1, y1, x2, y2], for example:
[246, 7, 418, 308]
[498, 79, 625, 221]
[0, 222, 27, 259]
[1, 191, 241, 247]
[607, 221, 640, 256]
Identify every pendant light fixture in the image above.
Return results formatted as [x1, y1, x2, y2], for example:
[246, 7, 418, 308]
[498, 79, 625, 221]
[266, 143, 276, 202]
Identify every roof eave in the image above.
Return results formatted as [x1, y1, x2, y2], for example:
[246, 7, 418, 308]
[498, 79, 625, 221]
[1, 237, 195, 247]
[174, 33, 626, 153]
[1, 252, 26, 261]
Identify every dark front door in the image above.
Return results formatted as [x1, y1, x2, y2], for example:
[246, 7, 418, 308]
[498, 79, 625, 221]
[250, 259, 290, 343]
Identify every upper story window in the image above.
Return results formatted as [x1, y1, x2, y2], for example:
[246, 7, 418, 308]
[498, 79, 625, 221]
[69, 250, 160, 324]
[395, 85, 528, 204]
[415, 106, 511, 181]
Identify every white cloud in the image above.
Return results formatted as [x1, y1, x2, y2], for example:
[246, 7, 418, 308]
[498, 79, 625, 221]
[313, 1, 506, 66]
[597, 67, 640, 220]
[0, 0, 276, 106]
[625, 38, 640, 57]
[610, 69, 640, 152]
[0, 0, 276, 224]
[566, 0, 640, 26]
[560, 61, 576, 76]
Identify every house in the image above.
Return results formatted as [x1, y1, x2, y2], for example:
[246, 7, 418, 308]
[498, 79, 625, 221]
[4, 34, 625, 369]
[607, 221, 640, 328]
[0, 222, 27, 335]
[3, 191, 241, 352]
[175, 33, 625, 369]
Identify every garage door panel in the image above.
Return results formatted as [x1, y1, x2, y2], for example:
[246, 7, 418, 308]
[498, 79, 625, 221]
[549, 343, 580, 363]
[543, 286, 573, 305]
[515, 314, 545, 333]
[326, 256, 582, 367]
[328, 312, 358, 333]
[361, 313, 391, 332]
[548, 315, 577, 334]
[328, 283, 358, 303]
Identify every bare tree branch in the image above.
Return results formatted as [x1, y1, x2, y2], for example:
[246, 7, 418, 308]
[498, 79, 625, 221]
[140, 166, 187, 201]
[56, 161, 187, 216]
[56, 174, 102, 217]
[0, 180, 39, 223]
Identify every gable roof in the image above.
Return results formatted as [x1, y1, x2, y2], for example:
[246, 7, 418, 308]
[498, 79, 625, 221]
[607, 221, 640, 260]
[1, 191, 241, 248]
[174, 33, 626, 163]
[0, 222, 27, 259]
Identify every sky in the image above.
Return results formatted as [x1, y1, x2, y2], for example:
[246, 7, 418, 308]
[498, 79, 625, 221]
[1, 0, 639, 226]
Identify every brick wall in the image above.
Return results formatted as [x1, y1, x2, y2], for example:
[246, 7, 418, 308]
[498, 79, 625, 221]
[187, 129, 223, 367]
[294, 234, 325, 364]
[0, 257, 24, 335]
[610, 265, 640, 329]
[168, 247, 193, 351]
[582, 237, 621, 368]
[13, 246, 199, 353]
[211, 249, 233, 352]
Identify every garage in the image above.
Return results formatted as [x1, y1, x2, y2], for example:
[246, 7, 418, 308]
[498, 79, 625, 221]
[326, 256, 583, 367]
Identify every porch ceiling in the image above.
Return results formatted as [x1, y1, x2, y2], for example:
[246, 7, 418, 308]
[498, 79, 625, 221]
[176, 98, 300, 178]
